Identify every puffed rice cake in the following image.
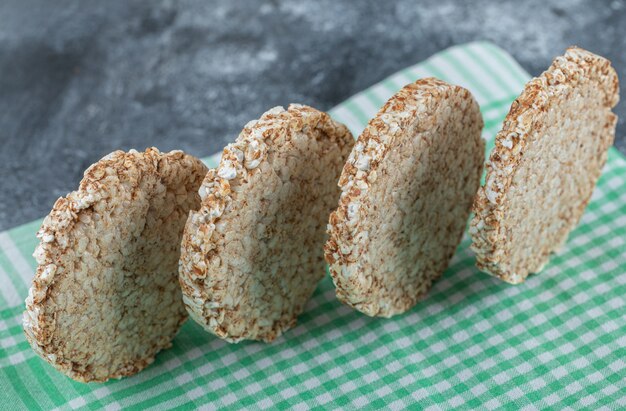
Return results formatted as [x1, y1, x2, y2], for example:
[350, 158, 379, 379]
[325, 78, 485, 317]
[470, 47, 619, 284]
[23, 148, 208, 382]
[179, 104, 354, 342]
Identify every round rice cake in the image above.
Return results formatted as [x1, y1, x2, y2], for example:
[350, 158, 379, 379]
[470, 47, 619, 284]
[324, 78, 485, 317]
[179, 104, 354, 342]
[23, 148, 208, 382]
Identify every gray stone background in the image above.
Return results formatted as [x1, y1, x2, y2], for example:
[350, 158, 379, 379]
[1, 0, 624, 231]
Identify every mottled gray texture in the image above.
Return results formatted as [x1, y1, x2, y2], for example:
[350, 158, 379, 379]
[0, 0, 624, 231]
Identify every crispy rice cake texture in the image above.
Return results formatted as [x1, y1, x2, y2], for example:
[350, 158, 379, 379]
[324, 78, 485, 318]
[23, 148, 208, 382]
[179, 104, 354, 343]
[470, 47, 619, 284]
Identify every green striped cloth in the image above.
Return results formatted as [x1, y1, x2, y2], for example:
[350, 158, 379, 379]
[1, 42, 625, 410]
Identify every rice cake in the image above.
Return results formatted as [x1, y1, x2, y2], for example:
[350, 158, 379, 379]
[179, 105, 354, 342]
[325, 78, 485, 317]
[23, 148, 207, 382]
[470, 47, 619, 284]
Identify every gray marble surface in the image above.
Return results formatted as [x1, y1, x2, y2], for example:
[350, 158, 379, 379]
[1, 0, 624, 231]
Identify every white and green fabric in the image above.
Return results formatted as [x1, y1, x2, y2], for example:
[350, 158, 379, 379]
[1, 42, 625, 410]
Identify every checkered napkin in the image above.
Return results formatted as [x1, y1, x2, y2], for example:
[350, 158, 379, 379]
[1, 42, 625, 410]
